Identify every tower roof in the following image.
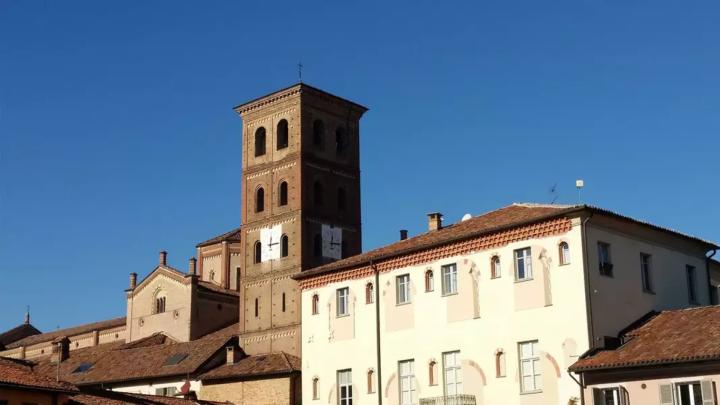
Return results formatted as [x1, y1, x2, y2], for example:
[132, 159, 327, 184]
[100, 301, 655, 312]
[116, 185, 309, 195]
[233, 82, 368, 115]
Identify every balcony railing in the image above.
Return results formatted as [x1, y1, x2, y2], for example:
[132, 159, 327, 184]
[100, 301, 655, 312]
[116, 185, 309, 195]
[419, 394, 477, 405]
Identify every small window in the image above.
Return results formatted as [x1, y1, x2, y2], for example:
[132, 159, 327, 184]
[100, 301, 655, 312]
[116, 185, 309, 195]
[313, 181, 324, 206]
[276, 119, 288, 150]
[495, 350, 506, 377]
[72, 362, 93, 374]
[313, 234, 322, 258]
[598, 242, 613, 276]
[313, 119, 325, 149]
[337, 187, 347, 211]
[365, 283, 374, 304]
[425, 270, 434, 292]
[279, 181, 288, 206]
[312, 377, 320, 400]
[640, 253, 653, 293]
[282, 293, 286, 312]
[519, 341, 541, 393]
[254, 127, 266, 157]
[428, 361, 437, 386]
[337, 287, 349, 316]
[667, 380, 714, 405]
[254, 298, 259, 318]
[441, 264, 458, 295]
[396, 274, 411, 305]
[163, 353, 188, 366]
[255, 187, 265, 213]
[254, 241, 262, 264]
[281, 234, 289, 258]
[337, 369, 352, 405]
[367, 369, 375, 393]
[335, 126, 347, 154]
[559, 242, 570, 265]
[155, 296, 166, 314]
[687, 265, 698, 304]
[592, 387, 621, 405]
[312, 294, 319, 315]
[514, 248, 533, 281]
[491, 256, 501, 279]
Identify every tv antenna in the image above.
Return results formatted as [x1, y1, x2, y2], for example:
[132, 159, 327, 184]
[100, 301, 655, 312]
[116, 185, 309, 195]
[576, 179, 584, 204]
[548, 183, 558, 204]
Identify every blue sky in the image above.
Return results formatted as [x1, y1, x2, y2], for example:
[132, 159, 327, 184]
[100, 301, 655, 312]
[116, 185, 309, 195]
[1, 1, 719, 331]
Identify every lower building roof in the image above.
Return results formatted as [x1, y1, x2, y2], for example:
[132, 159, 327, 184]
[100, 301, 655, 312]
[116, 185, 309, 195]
[198, 352, 300, 382]
[0, 356, 77, 394]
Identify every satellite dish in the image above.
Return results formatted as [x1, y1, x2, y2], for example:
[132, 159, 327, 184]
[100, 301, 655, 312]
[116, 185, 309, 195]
[461, 213, 472, 222]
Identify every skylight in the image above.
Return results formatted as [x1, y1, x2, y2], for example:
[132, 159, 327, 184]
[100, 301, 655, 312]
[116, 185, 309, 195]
[163, 353, 188, 366]
[72, 362, 93, 373]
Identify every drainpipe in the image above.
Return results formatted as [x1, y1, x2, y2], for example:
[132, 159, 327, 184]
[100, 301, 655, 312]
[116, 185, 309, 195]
[371, 259, 382, 405]
[580, 212, 596, 349]
[567, 371, 585, 405]
[706, 249, 717, 304]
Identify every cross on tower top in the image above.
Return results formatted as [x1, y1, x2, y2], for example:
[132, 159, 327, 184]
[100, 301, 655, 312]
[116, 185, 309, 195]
[297, 62, 303, 82]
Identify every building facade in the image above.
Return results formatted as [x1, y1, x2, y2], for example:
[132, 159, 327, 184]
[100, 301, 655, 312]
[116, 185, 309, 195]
[295, 204, 717, 405]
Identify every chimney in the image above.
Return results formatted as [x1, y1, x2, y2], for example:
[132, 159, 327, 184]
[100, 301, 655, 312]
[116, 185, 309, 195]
[399, 230, 408, 240]
[92, 330, 99, 346]
[129, 273, 137, 289]
[188, 257, 197, 275]
[51, 337, 70, 363]
[159, 251, 167, 266]
[226, 345, 242, 365]
[427, 212, 443, 231]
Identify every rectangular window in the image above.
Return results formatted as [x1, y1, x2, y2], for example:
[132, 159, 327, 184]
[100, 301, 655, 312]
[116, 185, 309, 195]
[687, 265, 698, 304]
[398, 360, 416, 405]
[441, 264, 458, 295]
[598, 242, 613, 276]
[592, 387, 620, 405]
[514, 248, 533, 281]
[443, 351, 463, 397]
[337, 369, 352, 405]
[519, 340, 542, 393]
[674, 381, 713, 405]
[337, 288, 349, 317]
[640, 253, 653, 293]
[396, 274, 410, 304]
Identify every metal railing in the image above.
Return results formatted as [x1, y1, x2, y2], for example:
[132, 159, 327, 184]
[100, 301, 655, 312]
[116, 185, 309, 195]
[419, 394, 477, 405]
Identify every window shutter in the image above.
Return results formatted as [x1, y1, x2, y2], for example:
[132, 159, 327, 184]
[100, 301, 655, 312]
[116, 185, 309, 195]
[659, 384, 674, 405]
[701, 380, 716, 405]
[593, 388, 603, 405]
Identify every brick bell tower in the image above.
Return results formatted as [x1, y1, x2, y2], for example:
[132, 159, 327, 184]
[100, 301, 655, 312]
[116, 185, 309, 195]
[234, 83, 367, 355]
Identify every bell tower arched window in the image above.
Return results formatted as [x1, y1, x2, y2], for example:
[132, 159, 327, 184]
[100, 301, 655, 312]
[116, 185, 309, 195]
[281, 234, 289, 258]
[277, 119, 288, 150]
[255, 187, 265, 213]
[254, 127, 266, 157]
[313, 119, 325, 149]
[335, 126, 347, 154]
[254, 241, 262, 264]
[279, 181, 288, 206]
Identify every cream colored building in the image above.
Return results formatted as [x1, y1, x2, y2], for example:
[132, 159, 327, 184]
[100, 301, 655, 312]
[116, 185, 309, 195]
[295, 203, 717, 405]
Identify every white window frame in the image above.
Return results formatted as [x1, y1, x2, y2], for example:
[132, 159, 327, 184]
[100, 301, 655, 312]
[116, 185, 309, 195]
[441, 263, 458, 295]
[519, 340, 542, 393]
[514, 248, 533, 281]
[336, 288, 349, 317]
[398, 360, 416, 405]
[593, 386, 623, 405]
[337, 369, 352, 405]
[396, 274, 411, 305]
[442, 351, 462, 397]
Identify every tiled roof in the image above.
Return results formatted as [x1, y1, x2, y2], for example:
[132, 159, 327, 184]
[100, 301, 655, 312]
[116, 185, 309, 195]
[33, 323, 239, 386]
[6, 317, 126, 349]
[296, 203, 717, 281]
[197, 281, 240, 297]
[0, 356, 77, 393]
[570, 306, 720, 372]
[70, 391, 226, 405]
[0, 322, 41, 347]
[198, 352, 300, 381]
[196, 227, 242, 248]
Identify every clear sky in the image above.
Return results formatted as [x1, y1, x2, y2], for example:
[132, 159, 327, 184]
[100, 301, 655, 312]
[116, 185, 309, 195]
[1, 1, 719, 332]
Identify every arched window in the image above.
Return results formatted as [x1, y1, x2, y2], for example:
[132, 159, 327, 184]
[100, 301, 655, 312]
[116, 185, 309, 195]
[495, 350, 506, 377]
[425, 270, 434, 292]
[335, 126, 347, 153]
[312, 294, 319, 315]
[313, 234, 322, 257]
[367, 369, 375, 393]
[313, 181, 324, 206]
[428, 361, 437, 386]
[312, 377, 319, 399]
[279, 181, 288, 206]
[254, 241, 262, 264]
[491, 255, 501, 279]
[281, 234, 289, 258]
[254, 298, 259, 318]
[365, 282, 374, 304]
[276, 119, 288, 150]
[337, 187, 346, 211]
[155, 295, 166, 314]
[254, 127, 266, 156]
[313, 119, 325, 149]
[255, 187, 264, 213]
[559, 242, 570, 265]
[282, 293, 286, 312]
[209, 270, 215, 281]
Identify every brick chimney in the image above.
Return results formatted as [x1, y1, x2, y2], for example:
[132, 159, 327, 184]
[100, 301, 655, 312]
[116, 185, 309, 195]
[226, 345, 242, 365]
[159, 251, 167, 266]
[51, 336, 70, 363]
[188, 257, 197, 276]
[129, 273, 137, 289]
[400, 230, 408, 240]
[427, 212, 443, 231]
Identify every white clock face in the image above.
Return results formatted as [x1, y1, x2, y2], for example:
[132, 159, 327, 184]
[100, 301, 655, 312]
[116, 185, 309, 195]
[260, 224, 282, 262]
[321, 224, 342, 260]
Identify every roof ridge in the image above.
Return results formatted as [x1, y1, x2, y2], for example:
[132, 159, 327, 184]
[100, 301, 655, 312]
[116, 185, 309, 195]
[512, 202, 577, 209]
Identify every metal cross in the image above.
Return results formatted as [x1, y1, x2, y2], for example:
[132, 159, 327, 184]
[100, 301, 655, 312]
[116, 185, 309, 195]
[298, 62, 303, 82]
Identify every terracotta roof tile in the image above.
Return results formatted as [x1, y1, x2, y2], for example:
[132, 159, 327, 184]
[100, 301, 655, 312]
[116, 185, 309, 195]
[6, 317, 126, 349]
[197, 281, 240, 297]
[570, 305, 720, 372]
[0, 356, 77, 393]
[196, 227, 242, 248]
[70, 391, 226, 405]
[198, 352, 300, 381]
